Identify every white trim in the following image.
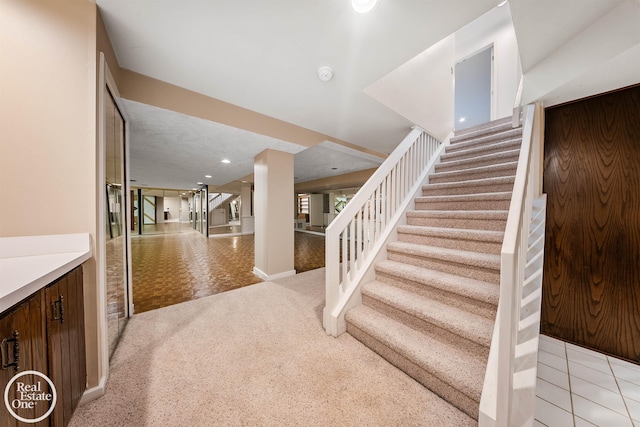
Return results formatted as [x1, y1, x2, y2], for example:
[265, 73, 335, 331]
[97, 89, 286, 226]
[78, 374, 107, 406]
[97, 52, 110, 389]
[252, 267, 296, 281]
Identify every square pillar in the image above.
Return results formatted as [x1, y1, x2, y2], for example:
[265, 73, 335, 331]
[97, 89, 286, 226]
[253, 149, 295, 280]
[240, 182, 254, 234]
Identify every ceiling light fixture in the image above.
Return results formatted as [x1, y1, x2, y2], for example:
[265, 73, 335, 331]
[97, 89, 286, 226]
[317, 66, 333, 82]
[351, 0, 378, 13]
[197, 182, 203, 185]
[459, 117, 466, 123]
[205, 175, 212, 178]
[221, 159, 231, 164]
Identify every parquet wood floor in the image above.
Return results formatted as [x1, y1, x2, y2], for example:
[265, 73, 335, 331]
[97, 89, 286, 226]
[131, 230, 325, 313]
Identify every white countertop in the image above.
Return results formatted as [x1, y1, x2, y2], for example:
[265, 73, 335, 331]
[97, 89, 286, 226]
[0, 233, 92, 312]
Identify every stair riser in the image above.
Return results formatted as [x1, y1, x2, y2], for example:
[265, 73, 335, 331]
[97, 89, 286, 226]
[422, 182, 514, 197]
[386, 251, 500, 284]
[415, 199, 511, 211]
[429, 166, 517, 184]
[346, 323, 481, 420]
[361, 294, 491, 355]
[436, 152, 520, 173]
[397, 233, 502, 255]
[405, 215, 507, 231]
[441, 141, 521, 162]
[375, 270, 498, 320]
[450, 128, 522, 147]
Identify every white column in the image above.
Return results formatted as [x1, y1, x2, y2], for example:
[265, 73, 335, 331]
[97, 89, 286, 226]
[327, 191, 336, 225]
[240, 182, 254, 234]
[309, 193, 324, 227]
[253, 149, 295, 280]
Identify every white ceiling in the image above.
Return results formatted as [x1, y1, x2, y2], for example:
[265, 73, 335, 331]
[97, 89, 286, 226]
[98, 0, 501, 191]
[99, 0, 640, 192]
[124, 99, 383, 190]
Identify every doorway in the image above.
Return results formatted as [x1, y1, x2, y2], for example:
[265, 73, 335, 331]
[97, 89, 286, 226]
[454, 45, 493, 130]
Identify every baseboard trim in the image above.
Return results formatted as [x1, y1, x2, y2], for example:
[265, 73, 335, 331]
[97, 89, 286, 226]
[79, 375, 107, 406]
[253, 267, 296, 281]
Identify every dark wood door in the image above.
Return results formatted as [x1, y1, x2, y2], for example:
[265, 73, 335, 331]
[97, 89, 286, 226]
[0, 294, 48, 427]
[46, 266, 86, 427]
[542, 85, 640, 362]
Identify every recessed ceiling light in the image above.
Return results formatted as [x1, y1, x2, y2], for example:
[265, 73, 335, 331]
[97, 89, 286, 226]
[205, 175, 212, 178]
[192, 188, 197, 190]
[459, 117, 466, 123]
[221, 159, 231, 164]
[197, 182, 203, 185]
[351, 0, 378, 13]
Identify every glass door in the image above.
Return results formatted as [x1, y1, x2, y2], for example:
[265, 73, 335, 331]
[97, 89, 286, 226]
[104, 88, 129, 359]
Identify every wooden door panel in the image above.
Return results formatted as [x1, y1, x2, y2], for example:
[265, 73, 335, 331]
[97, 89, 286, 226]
[46, 275, 67, 427]
[0, 296, 48, 427]
[542, 85, 640, 362]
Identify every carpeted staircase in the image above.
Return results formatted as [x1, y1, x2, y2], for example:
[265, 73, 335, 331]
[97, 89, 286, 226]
[345, 117, 522, 420]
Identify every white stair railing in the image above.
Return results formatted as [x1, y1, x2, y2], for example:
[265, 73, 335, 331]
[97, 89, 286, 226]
[323, 127, 444, 336]
[479, 103, 546, 426]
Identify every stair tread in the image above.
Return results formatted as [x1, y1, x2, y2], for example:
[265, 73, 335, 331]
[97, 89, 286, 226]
[362, 280, 494, 347]
[387, 241, 500, 269]
[449, 129, 522, 148]
[424, 175, 515, 190]
[376, 259, 500, 305]
[437, 148, 520, 169]
[451, 126, 522, 146]
[430, 161, 518, 180]
[455, 116, 513, 135]
[346, 304, 487, 400]
[406, 210, 509, 219]
[416, 191, 512, 203]
[397, 225, 504, 242]
[442, 138, 522, 159]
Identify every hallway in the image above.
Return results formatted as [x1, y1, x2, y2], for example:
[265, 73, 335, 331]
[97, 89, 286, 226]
[131, 230, 326, 313]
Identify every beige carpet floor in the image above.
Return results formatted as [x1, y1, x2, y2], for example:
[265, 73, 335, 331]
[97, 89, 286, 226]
[70, 268, 475, 426]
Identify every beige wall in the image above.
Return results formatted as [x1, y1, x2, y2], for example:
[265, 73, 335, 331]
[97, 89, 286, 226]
[97, 10, 121, 87]
[0, 0, 101, 390]
[254, 149, 294, 279]
[295, 168, 376, 193]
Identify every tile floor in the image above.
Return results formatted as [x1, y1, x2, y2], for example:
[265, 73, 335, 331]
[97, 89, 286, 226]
[536, 334, 640, 426]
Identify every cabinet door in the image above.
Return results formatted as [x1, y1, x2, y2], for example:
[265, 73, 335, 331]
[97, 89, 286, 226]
[0, 294, 48, 427]
[46, 266, 86, 427]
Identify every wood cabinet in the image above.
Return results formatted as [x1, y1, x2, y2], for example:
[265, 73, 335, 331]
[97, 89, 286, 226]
[0, 266, 85, 427]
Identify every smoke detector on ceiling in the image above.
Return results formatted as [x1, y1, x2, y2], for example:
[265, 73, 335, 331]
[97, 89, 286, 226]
[317, 66, 333, 82]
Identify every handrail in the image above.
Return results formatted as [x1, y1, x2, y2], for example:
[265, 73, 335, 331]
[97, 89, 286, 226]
[323, 127, 444, 336]
[479, 103, 545, 426]
[512, 75, 524, 128]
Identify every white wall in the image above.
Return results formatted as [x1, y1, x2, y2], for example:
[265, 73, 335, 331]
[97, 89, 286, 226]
[364, 5, 520, 140]
[455, 4, 520, 120]
[163, 197, 181, 222]
[180, 197, 190, 222]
